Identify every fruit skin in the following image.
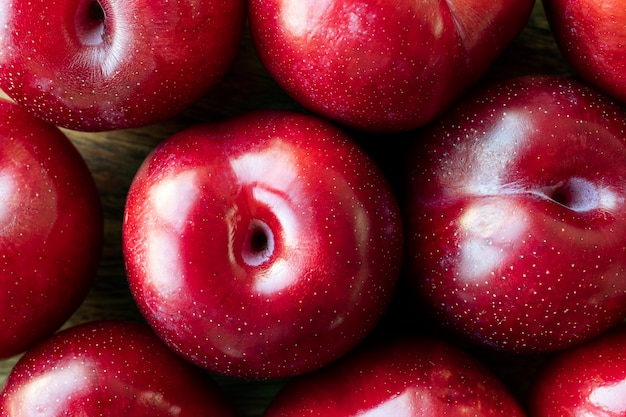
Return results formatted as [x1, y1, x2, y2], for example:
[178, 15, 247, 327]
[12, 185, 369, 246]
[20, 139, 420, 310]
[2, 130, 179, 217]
[248, 0, 535, 133]
[404, 75, 626, 354]
[122, 110, 404, 380]
[263, 335, 526, 417]
[0, 320, 237, 417]
[0, 0, 246, 131]
[0, 99, 103, 359]
[527, 323, 626, 417]
[543, 0, 626, 106]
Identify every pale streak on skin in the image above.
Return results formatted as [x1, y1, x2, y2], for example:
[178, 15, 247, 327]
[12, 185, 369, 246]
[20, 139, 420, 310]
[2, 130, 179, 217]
[458, 110, 531, 198]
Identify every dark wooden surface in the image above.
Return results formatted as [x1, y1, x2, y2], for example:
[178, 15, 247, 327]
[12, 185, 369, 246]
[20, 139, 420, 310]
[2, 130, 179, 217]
[0, 2, 574, 415]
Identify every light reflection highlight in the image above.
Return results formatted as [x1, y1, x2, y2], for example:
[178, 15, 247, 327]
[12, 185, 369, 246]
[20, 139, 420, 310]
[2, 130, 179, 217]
[356, 388, 434, 417]
[280, 0, 334, 37]
[588, 378, 626, 414]
[0, 171, 16, 230]
[6, 361, 91, 416]
[458, 199, 527, 281]
[149, 170, 199, 233]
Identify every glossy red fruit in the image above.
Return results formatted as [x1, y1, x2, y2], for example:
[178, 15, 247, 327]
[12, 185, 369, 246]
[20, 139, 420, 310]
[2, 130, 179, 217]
[248, 0, 535, 133]
[0, 0, 246, 131]
[0, 320, 237, 417]
[543, 0, 626, 105]
[528, 323, 626, 417]
[122, 110, 403, 380]
[263, 335, 526, 417]
[0, 99, 103, 359]
[404, 75, 626, 354]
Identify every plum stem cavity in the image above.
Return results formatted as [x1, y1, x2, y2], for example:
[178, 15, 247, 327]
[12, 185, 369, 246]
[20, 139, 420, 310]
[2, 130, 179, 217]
[242, 220, 275, 267]
[75, 0, 107, 47]
[543, 177, 600, 212]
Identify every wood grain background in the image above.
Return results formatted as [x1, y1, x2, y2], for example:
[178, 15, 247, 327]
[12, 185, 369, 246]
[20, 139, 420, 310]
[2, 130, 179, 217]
[0, 2, 575, 415]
